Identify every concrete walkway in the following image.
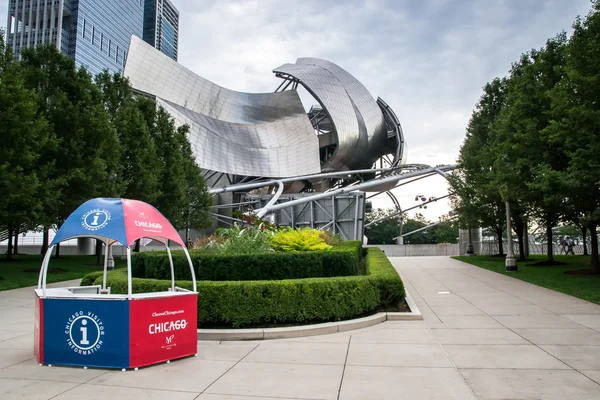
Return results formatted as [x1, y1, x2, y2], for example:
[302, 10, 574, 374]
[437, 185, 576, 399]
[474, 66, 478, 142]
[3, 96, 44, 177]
[0, 257, 599, 399]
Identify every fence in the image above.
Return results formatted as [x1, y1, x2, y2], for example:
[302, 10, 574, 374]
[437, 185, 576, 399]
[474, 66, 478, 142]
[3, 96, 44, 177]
[462, 240, 595, 256]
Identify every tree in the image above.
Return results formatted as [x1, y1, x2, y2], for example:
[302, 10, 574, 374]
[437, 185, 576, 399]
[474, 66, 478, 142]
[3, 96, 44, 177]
[547, 2, 600, 271]
[402, 214, 434, 244]
[364, 208, 400, 244]
[450, 78, 509, 255]
[96, 72, 161, 203]
[0, 32, 51, 260]
[20, 45, 122, 256]
[432, 217, 459, 244]
[175, 124, 212, 233]
[492, 34, 570, 264]
[138, 99, 212, 233]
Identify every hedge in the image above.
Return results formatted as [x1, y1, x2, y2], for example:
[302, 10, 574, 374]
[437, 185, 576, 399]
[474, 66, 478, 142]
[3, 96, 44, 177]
[132, 241, 362, 281]
[82, 247, 405, 328]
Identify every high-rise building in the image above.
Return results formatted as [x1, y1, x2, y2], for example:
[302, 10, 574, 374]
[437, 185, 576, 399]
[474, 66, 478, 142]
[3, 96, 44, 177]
[142, 0, 179, 61]
[6, 0, 144, 76]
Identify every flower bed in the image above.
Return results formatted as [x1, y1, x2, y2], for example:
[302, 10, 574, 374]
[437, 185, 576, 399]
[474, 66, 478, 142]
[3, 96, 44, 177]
[81, 247, 404, 328]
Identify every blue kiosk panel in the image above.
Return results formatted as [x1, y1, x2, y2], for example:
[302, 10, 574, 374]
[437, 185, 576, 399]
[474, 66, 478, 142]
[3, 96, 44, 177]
[42, 298, 130, 368]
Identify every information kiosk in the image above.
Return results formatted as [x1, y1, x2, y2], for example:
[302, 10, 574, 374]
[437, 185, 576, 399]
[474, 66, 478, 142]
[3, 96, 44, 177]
[34, 198, 198, 370]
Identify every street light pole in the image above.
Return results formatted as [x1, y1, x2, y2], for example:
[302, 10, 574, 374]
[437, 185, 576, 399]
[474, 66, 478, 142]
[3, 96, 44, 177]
[505, 201, 518, 271]
[466, 225, 474, 255]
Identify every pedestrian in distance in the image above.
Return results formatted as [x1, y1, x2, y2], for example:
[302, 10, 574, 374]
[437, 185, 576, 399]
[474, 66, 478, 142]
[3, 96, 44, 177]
[566, 236, 575, 255]
[558, 236, 567, 255]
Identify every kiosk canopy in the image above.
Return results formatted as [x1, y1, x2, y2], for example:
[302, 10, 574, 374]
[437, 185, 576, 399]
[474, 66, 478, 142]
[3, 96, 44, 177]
[51, 198, 184, 247]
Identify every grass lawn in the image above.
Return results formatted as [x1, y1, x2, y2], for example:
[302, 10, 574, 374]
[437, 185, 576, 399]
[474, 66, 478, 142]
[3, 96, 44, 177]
[0, 254, 126, 291]
[453, 254, 600, 305]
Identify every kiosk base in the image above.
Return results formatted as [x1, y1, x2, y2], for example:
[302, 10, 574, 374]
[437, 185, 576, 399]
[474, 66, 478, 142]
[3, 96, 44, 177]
[34, 289, 198, 370]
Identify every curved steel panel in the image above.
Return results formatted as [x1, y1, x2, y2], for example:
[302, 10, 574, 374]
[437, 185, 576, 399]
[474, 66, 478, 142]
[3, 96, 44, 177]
[273, 63, 362, 171]
[157, 98, 320, 178]
[296, 58, 387, 159]
[125, 36, 307, 124]
[124, 36, 320, 177]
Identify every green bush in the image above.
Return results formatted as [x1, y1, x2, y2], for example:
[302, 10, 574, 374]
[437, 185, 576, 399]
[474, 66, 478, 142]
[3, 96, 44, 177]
[218, 226, 274, 255]
[80, 271, 104, 286]
[133, 241, 362, 281]
[83, 246, 404, 328]
[271, 227, 332, 252]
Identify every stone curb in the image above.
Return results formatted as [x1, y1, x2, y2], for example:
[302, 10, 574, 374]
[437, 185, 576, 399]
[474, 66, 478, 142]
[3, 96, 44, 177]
[197, 290, 422, 341]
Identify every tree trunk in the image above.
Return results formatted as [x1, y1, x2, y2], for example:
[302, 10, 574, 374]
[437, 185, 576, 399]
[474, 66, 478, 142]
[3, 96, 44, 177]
[513, 215, 525, 261]
[6, 227, 13, 260]
[134, 239, 141, 252]
[54, 242, 61, 258]
[581, 225, 588, 256]
[590, 222, 599, 272]
[13, 226, 19, 255]
[523, 220, 530, 258]
[41, 226, 49, 255]
[95, 239, 103, 265]
[495, 227, 504, 256]
[546, 217, 554, 263]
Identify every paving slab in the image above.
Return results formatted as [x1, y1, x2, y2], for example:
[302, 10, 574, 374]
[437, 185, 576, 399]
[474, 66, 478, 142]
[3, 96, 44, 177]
[0, 358, 107, 383]
[53, 384, 199, 400]
[432, 328, 529, 345]
[243, 341, 348, 365]
[350, 328, 437, 344]
[429, 305, 485, 316]
[0, 333, 33, 350]
[339, 366, 477, 400]
[475, 304, 552, 316]
[466, 296, 532, 306]
[461, 368, 600, 400]
[86, 358, 237, 393]
[444, 344, 570, 369]
[538, 302, 600, 314]
[540, 345, 600, 370]
[0, 330, 30, 342]
[0, 348, 34, 369]
[196, 343, 257, 362]
[347, 343, 453, 367]
[513, 328, 600, 345]
[493, 314, 586, 329]
[379, 320, 430, 330]
[427, 315, 505, 329]
[198, 395, 297, 400]
[0, 377, 78, 400]
[563, 314, 600, 328]
[581, 369, 600, 385]
[204, 361, 343, 400]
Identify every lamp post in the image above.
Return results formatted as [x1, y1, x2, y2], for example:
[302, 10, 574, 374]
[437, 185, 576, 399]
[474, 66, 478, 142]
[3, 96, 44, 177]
[466, 225, 474, 255]
[505, 201, 518, 272]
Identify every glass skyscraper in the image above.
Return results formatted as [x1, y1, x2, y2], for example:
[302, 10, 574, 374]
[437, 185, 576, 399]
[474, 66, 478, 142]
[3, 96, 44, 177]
[143, 0, 179, 61]
[6, 0, 147, 76]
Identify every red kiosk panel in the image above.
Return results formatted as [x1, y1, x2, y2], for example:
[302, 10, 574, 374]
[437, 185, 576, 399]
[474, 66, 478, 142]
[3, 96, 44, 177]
[128, 294, 198, 368]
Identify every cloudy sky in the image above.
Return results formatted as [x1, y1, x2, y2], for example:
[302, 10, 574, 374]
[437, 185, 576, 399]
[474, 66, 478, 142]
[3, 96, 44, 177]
[0, 0, 593, 220]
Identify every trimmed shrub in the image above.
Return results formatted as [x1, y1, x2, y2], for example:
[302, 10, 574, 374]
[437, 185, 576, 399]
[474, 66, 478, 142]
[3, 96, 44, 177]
[132, 241, 362, 281]
[365, 247, 405, 306]
[80, 271, 104, 286]
[83, 246, 404, 328]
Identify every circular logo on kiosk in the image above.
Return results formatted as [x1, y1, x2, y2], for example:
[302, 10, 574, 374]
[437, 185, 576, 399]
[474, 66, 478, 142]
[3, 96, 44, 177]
[81, 209, 111, 231]
[65, 312, 105, 355]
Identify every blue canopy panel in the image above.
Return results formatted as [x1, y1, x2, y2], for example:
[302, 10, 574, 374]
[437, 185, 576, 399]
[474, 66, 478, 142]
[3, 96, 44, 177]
[51, 198, 128, 247]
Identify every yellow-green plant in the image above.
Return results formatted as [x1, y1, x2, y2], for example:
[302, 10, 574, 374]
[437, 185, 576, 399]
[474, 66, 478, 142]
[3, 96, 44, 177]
[271, 227, 333, 252]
